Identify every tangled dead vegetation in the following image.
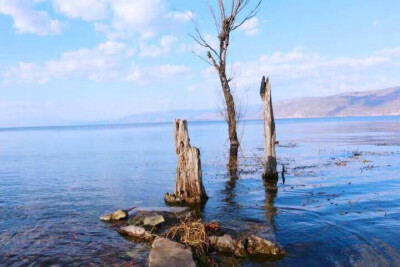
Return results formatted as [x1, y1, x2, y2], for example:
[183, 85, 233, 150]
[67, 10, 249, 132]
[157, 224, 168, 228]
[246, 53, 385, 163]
[163, 219, 210, 255]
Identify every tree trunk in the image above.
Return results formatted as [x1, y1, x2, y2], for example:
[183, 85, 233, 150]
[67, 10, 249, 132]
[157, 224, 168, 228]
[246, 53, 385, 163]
[219, 60, 239, 171]
[194, 0, 263, 176]
[165, 119, 208, 205]
[260, 76, 278, 179]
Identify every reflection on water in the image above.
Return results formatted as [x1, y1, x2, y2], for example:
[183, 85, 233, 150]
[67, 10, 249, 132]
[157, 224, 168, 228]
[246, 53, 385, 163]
[264, 177, 279, 232]
[0, 116, 399, 265]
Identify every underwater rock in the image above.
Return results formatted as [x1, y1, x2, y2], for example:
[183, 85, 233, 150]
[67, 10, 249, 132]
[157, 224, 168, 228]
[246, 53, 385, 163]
[209, 234, 246, 257]
[127, 207, 194, 235]
[100, 209, 128, 221]
[119, 226, 154, 241]
[246, 235, 285, 257]
[128, 206, 190, 216]
[129, 214, 165, 227]
[143, 215, 165, 227]
[209, 234, 285, 258]
[149, 237, 195, 267]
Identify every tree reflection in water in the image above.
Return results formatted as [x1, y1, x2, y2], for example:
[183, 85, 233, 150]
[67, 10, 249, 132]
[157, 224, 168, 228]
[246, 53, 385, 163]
[264, 176, 279, 231]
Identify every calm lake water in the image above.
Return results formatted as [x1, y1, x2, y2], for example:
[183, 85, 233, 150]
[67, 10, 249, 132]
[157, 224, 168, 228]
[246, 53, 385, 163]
[0, 117, 399, 266]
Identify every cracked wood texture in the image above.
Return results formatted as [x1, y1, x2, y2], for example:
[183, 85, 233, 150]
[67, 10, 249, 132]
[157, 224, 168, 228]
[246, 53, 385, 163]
[165, 119, 208, 204]
[260, 76, 278, 179]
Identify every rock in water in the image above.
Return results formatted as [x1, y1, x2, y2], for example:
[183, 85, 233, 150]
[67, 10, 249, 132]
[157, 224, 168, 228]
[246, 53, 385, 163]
[127, 208, 192, 229]
[165, 119, 208, 204]
[100, 209, 128, 221]
[119, 226, 154, 241]
[143, 215, 165, 226]
[209, 234, 285, 259]
[208, 234, 246, 257]
[148, 237, 196, 267]
[128, 206, 190, 216]
[246, 235, 285, 257]
[129, 214, 165, 227]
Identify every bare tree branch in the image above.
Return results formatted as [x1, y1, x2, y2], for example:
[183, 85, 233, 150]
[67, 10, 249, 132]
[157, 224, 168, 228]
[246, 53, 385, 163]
[189, 17, 220, 60]
[191, 51, 213, 66]
[232, 0, 262, 31]
[201, 0, 221, 33]
[207, 51, 220, 71]
[218, 0, 226, 21]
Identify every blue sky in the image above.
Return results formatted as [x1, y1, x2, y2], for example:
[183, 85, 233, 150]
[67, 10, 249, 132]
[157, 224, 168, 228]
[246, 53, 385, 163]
[0, 0, 399, 127]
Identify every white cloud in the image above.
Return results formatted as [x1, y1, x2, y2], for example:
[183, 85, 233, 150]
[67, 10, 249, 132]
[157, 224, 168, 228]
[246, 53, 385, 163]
[97, 41, 126, 55]
[377, 47, 400, 58]
[52, 0, 108, 21]
[191, 46, 400, 100]
[167, 10, 195, 22]
[123, 64, 190, 82]
[1, 41, 190, 84]
[152, 64, 190, 78]
[0, 0, 187, 39]
[122, 65, 142, 81]
[0, 0, 62, 35]
[232, 47, 392, 93]
[105, 0, 165, 39]
[2, 42, 126, 84]
[139, 35, 177, 57]
[373, 20, 380, 26]
[240, 17, 259, 36]
[0, 0, 190, 39]
[93, 0, 190, 40]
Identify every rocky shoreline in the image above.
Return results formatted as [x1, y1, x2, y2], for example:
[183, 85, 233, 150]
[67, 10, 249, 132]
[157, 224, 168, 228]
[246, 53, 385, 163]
[100, 206, 285, 266]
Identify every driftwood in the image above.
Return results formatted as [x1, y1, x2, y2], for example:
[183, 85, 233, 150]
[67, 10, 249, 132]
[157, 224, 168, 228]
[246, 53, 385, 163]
[260, 76, 278, 179]
[165, 119, 208, 204]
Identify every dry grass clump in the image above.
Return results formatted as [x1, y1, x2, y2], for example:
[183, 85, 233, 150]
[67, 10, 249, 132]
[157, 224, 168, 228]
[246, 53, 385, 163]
[162, 219, 220, 266]
[164, 219, 209, 253]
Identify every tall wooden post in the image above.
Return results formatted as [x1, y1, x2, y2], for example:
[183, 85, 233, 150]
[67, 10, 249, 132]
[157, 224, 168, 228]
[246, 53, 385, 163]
[260, 76, 278, 180]
[165, 119, 208, 204]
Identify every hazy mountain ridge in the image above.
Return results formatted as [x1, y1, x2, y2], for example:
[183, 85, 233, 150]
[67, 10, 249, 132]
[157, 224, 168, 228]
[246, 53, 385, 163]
[273, 86, 400, 118]
[116, 87, 400, 123]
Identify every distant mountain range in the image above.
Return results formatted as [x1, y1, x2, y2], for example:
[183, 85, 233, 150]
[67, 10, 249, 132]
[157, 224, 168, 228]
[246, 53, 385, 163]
[113, 86, 400, 124]
[272, 86, 400, 118]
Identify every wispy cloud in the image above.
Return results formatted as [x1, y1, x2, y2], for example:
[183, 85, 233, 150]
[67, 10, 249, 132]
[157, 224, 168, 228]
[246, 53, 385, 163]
[0, 0, 62, 35]
[92, 0, 192, 40]
[189, 46, 400, 101]
[139, 35, 177, 57]
[166, 10, 195, 22]
[1, 41, 191, 84]
[123, 64, 190, 82]
[52, 0, 108, 21]
[240, 17, 259, 36]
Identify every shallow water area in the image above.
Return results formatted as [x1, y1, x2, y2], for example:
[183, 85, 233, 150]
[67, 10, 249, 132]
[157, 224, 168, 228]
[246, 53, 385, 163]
[0, 116, 399, 266]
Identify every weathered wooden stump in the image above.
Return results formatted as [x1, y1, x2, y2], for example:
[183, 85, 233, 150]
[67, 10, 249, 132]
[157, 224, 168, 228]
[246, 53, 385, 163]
[260, 76, 278, 180]
[165, 119, 208, 205]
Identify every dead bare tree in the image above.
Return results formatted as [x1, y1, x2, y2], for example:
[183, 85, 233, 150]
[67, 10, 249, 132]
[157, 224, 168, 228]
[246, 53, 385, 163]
[191, 0, 262, 171]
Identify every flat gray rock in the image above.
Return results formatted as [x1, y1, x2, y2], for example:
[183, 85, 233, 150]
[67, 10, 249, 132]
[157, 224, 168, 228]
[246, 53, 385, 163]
[119, 226, 154, 241]
[149, 237, 195, 267]
[100, 209, 128, 221]
[127, 207, 193, 234]
[128, 206, 189, 216]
